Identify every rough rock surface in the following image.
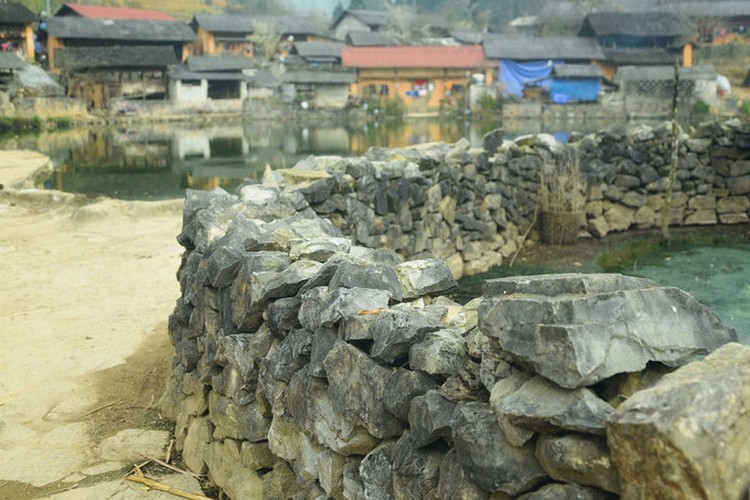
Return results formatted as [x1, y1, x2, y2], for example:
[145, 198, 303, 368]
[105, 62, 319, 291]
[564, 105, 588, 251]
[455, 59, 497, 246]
[479, 274, 737, 388]
[607, 343, 750, 500]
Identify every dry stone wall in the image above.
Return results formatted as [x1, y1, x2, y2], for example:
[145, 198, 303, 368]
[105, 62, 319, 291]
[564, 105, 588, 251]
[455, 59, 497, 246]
[160, 119, 750, 499]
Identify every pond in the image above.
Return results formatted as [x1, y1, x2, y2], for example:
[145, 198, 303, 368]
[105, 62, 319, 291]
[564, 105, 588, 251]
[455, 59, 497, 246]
[458, 228, 750, 345]
[3, 116, 658, 200]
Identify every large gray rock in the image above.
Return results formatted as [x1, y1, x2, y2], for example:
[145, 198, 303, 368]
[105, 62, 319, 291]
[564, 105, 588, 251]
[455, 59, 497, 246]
[383, 368, 438, 422]
[391, 432, 443, 499]
[370, 307, 443, 364]
[607, 342, 750, 500]
[436, 449, 489, 500]
[319, 287, 392, 327]
[409, 329, 469, 377]
[479, 274, 737, 388]
[408, 390, 456, 447]
[536, 434, 619, 493]
[328, 257, 403, 302]
[324, 342, 404, 439]
[496, 376, 614, 435]
[289, 236, 351, 262]
[452, 402, 547, 495]
[360, 442, 396, 500]
[208, 391, 270, 442]
[396, 259, 458, 299]
[518, 483, 610, 500]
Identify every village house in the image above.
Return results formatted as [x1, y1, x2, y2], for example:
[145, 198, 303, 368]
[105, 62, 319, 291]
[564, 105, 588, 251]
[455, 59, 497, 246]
[190, 14, 323, 58]
[169, 55, 255, 105]
[55, 45, 177, 109]
[43, 16, 196, 73]
[0, 2, 35, 63]
[342, 45, 486, 113]
[289, 41, 344, 66]
[481, 35, 605, 98]
[332, 9, 391, 41]
[578, 11, 695, 79]
[669, 1, 750, 44]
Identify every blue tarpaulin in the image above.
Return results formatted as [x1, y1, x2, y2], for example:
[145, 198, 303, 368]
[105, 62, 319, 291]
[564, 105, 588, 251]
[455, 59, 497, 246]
[499, 59, 556, 97]
[550, 79, 601, 103]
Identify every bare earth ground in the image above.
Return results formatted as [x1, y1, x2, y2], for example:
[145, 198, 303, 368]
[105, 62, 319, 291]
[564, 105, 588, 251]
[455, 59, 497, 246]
[0, 151, 206, 499]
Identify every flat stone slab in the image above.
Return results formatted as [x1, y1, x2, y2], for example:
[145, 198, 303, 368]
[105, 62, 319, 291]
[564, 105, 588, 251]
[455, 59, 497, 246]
[479, 274, 737, 388]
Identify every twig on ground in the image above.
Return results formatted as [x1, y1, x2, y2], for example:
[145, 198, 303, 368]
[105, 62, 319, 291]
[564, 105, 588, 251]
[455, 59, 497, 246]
[127, 466, 210, 500]
[165, 439, 174, 465]
[510, 200, 540, 268]
[143, 455, 203, 479]
[77, 400, 123, 419]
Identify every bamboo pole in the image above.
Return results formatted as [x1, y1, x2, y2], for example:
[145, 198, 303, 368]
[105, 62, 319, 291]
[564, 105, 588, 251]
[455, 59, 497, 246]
[660, 58, 680, 245]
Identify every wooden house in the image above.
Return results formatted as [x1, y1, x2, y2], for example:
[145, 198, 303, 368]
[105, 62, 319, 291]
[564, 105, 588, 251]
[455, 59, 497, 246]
[44, 17, 196, 73]
[0, 2, 35, 62]
[55, 45, 177, 109]
[578, 12, 695, 78]
[482, 35, 604, 98]
[342, 45, 486, 113]
[190, 14, 323, 58]
[332, 10, 390, 41]
[669, 2, 750, 44]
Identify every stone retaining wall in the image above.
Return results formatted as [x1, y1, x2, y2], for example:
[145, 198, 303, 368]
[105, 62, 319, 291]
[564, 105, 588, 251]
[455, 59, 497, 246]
[160, 119, 750, 499]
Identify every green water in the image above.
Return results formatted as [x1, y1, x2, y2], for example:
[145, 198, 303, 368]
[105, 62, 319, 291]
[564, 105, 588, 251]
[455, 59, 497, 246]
[459, 236, 750, 344]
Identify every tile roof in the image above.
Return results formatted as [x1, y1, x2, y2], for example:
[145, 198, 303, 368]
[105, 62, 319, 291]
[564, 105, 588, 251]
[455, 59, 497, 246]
[482, 35, 605, 61]
[292, 42, 344, 59]
[186, 55, 254, 72]
[345, 31, 397, 47]
[342, 45, 484, 69]
[45, 17, 196, 42]
[191, 13, 322, 37]
[616, 64, 717, 82]
[55, 45, 177, 69]
[0, 2, 35, 24]
[56, 3, 176, 21]
[579, 12, 695, 38]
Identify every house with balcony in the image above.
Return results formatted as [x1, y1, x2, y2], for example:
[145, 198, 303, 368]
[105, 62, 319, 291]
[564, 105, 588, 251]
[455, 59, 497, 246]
[578, 11, 695, 79]
[0, 2, 36, 62]
[342, 45, 486, 113]
[190, 14, 324, 58]
[332, 10, 391, 41]
[44, 16, 196, 73]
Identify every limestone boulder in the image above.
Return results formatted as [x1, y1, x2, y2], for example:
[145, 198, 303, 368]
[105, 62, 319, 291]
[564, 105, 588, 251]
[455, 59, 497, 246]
[395, 259, 458, 299]
[536, 433, 619, 493]
[479, 274, 737, 389]
[607, 343, 750, 500]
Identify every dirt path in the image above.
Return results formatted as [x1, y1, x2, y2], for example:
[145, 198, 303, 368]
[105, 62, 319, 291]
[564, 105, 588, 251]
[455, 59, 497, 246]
[0, 151, 205, 498]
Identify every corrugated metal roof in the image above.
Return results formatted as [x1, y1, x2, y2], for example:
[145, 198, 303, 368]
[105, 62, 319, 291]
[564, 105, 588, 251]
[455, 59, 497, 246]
[579, 12, 694, 38]
[483, 35, 605, 61]
[283, 69, 356, 84]
[616, 64, 717, 82]
[55, 45, 177, 69]
[553, 64, 603, 79]
[0, 52, 25, 70]
[293, 42, 343, 59]
[187, 55, 254, 72]
[0, 2, 35, 24]
[46, 17, 196, 42]
[345, 31, 397, 46]
[342, 45, 485, 69]
[56, 3, 176, 21]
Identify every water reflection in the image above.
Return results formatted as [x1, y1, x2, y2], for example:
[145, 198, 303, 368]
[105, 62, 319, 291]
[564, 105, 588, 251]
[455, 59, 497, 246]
[2, 117, 663, 200]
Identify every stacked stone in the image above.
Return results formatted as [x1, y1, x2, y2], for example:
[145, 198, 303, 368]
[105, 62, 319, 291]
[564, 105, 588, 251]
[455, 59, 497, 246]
[578, 119, 750, 237]
[161, 175, 744, 498]
[267, 139, 524, 279]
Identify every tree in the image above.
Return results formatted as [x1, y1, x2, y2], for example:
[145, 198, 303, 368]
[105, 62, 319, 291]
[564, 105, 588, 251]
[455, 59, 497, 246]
[247, 21, 280, 59]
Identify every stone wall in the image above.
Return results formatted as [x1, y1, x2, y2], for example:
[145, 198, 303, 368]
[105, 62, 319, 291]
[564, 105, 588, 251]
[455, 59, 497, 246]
[160, 119, 750, 499]
[160, 183, 746, 499]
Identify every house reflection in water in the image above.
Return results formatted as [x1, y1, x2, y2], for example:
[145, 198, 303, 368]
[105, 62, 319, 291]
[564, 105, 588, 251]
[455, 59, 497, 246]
[46, 118, 513, 199]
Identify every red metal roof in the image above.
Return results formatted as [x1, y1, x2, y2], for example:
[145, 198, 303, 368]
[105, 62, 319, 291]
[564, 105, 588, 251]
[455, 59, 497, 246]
[342, 45, 485, 69]
[62, 3, 176, 21]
